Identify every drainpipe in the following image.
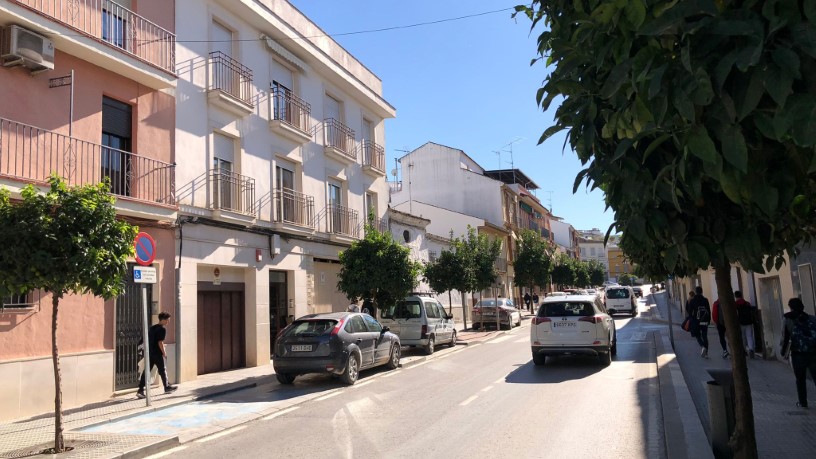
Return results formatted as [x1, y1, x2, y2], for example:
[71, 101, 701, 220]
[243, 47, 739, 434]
[174, 217, 188, 384]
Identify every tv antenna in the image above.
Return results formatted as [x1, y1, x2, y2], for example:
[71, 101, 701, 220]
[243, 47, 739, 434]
[543, 190, 554, 212]
[494, 137, 524, 183]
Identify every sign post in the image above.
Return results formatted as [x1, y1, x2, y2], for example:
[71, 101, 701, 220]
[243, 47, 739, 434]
[134, 232, 157, 406]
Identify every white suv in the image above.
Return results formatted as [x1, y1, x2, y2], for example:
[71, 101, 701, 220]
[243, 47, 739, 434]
[530, 294, 616, 366]
[604, 286, 637, 316]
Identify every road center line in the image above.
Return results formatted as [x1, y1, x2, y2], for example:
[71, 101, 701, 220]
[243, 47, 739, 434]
[315, 391, 342, 401]
[480, 385, 493, 392]
[494, 377, 505, 384]
[195, 425, 247, 443]
[262, 406, 300, 421]
[459, 395, 479, 406]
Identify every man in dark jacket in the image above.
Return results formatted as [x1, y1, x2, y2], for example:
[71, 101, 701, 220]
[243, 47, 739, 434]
[137, 311, 177, 398]
[781, 298, 816, 408]
[687, 286, 711, 358]
[734, 290, 756, 358]
[712, 298, 729, 359]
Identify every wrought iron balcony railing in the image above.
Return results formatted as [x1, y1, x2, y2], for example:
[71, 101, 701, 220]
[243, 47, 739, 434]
[271, 87, 311, 133]
[365, 216, 388, 234]
[209, 51, 253, 107]
[273, 188, 314, 228]
[361, 140, 385, 173]
[323, 118, 355, 160]
[9, 0, 176, 73]
[325, 203, 358, 238]
[209, 168, 255, 216]
[0, 117, 175, 204]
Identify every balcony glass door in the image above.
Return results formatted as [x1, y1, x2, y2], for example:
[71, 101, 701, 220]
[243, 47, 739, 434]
[101, 97, 132, 197]
[276, 166, 295, 223]
[328, 181, 342, 233]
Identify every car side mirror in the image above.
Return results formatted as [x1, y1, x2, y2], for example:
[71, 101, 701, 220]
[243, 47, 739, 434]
[381, 326, 390, 333]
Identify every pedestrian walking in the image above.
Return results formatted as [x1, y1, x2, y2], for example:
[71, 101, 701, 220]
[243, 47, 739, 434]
[137, 311, 177, 398]
[347, 300, 360, 313]
[687, 286, 711, 358]
[685, 290, 696, 317]
[780, 298, 816, 408]
[712, 298, 729, 359]
[524, 292, 532, 311]
[532, 293, 539, 312]
[734, 290, 757, 358]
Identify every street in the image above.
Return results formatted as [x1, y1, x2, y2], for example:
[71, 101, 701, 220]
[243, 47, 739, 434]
[153, 300, 664, 459]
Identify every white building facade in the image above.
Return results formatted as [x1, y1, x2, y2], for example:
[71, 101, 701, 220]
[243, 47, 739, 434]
[174, 0, 395, 381]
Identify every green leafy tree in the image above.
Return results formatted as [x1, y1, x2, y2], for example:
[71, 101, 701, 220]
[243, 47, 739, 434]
[0, 176, 137, 453]
[514, 229, 555, 295]
[574, 259, 591, 287]
[618, 273, 637, 287]
[586, 259, 606, 286]
[550, 253, 575, 289]
[457, 226, 502, 329]
[338, 224, 421, 316]
[424, 249, 461, 316]
[517, 1, 816, 455]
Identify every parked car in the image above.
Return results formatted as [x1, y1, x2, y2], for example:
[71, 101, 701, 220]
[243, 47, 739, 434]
[530, 294, 616, 366]
[472, 298, 521, 330]
[604, 286, 637, 316]
[273, 312, 400, 385]
[379, 295, 457, 355]
[546, 291, 568, 298]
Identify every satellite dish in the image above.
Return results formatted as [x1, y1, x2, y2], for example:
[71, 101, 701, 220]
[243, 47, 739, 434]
[391, 169, 398, 177]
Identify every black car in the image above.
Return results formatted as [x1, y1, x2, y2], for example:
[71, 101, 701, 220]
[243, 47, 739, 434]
[273, 312, 401, 385]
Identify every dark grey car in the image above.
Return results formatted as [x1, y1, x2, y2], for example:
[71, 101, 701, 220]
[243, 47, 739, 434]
[273, 312, 401, 385]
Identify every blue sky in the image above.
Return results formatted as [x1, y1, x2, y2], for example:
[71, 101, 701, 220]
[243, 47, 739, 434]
[290, 1, 614, 233]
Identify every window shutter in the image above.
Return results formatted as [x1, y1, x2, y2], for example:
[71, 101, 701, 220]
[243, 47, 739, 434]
[102, 97, 132, 139]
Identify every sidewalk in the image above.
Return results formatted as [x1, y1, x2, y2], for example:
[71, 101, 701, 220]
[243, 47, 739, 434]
[0, 316, 520, 459]
[650, 291, 816, 458]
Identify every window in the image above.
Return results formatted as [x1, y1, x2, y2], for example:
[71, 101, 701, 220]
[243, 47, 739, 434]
[2, 292, 31, 308]
[283, 320, 335, 337]
[213, 133, 235, 211]
[362, 118, 373, 142]
[344, 315, 368, 334]
[102, 8, 127, 49]
[425, 302, 439, 319]
[276, 165, 295, 222]
[606, 288, 630, 299]
[328, 180, 343, 232]
[540, 302, 594, 317]
[102, 97, 132, 197]
[362, 314, 382, 333]
[365, 192, 376, 220]
[590, 247, 596, 256]
[429, 250, 438, 263]
[403, 230, 410, 243]
[325, 94, 342, 122]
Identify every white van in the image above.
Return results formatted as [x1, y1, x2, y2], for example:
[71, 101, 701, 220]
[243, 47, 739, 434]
[604, 286, 637, 316]
[379, 295, 456, 355]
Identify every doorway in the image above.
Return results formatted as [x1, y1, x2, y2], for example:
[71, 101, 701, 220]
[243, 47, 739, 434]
[269, 271, 288, 350]
[197, 289, 245, 375]
[115, 263, 152, 390]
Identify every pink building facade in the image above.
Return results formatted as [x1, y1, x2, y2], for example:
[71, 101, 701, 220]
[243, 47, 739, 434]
[0, 0, 176, 421]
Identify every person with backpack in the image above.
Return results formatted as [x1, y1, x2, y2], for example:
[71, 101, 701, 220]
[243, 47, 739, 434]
[734, 290, 757, 358]
[688, 286, 712, 358]
[781, 298, 816, 408]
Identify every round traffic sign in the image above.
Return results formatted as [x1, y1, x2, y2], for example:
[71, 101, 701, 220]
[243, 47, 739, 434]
[134, 232, 156, 266]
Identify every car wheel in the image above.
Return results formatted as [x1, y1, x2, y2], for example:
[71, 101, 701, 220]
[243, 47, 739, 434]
[449, 330, 457, 347]
[611, 336, 617, 356]
[276, 372, 295, 385]
[532, 353, 546, 366]
[424, 336, 435, 355]
[516, 316, 522, 327]
[599, 351, 612, 366]
[631, 307, 638, 317]
[341, 353, 359, 385]
[504, 318, 513, 330]
[386, 345, 400, 370]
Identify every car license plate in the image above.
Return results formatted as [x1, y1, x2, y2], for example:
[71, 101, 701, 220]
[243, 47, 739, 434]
[553, 322, 576, 327]
[291, 345, 312, 352]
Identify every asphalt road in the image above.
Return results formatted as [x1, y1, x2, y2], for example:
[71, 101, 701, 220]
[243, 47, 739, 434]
[168, 300, 665, 459]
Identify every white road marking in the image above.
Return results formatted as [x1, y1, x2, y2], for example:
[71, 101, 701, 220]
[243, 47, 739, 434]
[459, 395, 479, 406]
[195, 425, 247, 443]
[380, 370, 400, 378]
[353, 380, 374, 389]
[487, 335, 514, 344]
[143, 446, 188, 459]
[494, 377, 505, 384]
[315, 391, 342, 401]
[515, 337, 528, 343]
[481, 385, 494, 392]
[262, 406, 300, 421]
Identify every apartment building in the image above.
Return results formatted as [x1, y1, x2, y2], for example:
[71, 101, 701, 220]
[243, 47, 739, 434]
[173, 0, 395, 381]
[578, 228, 608, 280]
[551, 219, 580, 259]
[0, 1, 177, 420]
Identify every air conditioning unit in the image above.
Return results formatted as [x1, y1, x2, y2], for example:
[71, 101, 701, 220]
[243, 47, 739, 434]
[1, 25, 55, 74]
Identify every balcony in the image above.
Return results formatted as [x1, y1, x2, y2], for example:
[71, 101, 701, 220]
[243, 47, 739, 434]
[364, 216, 388, 234]
[324, 203, 358, 240]
[4, 0, 175, 86]
[361, 140, 385, 177]
[323, 118, 356, 164]
[0, 117, 175, 220]
[272, 188, 315, 234]
[208, 51, 253, 116]
[209, 168, 255, 224]
[269, 88, 311, 144]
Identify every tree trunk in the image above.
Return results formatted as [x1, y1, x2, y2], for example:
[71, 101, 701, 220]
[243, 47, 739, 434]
[448, 290, 452, 316]
[460, 290, 468, 330]
[51, 293, 64, 453]
[713, 265, 758, 459]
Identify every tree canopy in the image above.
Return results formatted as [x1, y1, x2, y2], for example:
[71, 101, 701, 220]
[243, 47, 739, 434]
[517, 1, 816, 456]
[550, 253, 575, 288]
[513, 229, 554, 291]
[586, 259, 606, 286]
[0, 176, 137, 453]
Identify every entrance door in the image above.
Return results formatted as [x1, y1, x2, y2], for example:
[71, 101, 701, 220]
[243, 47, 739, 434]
[115, 263, 152, 390]
[269, 271, 288, 350]
[197, 290, 245, 375]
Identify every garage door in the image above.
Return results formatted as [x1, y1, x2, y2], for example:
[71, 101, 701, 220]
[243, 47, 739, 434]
[197, 291, 245, 375]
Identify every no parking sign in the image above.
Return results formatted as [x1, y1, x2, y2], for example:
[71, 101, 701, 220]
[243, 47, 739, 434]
[134, 232, 156, 266]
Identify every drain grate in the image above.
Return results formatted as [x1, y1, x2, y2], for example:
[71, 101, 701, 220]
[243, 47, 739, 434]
[1, 440, 108, 459]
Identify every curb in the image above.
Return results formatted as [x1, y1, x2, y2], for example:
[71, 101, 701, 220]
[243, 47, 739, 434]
[654, 330, 714, 459]
[117, 436, 180, 459]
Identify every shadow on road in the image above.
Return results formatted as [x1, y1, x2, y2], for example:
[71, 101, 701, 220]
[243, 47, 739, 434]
[504, 359, 605, 384]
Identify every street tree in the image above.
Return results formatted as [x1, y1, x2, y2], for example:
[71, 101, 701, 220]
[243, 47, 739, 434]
[0, 176, 137, 453]
[513, 229, 554, 296]
[458, 226, 502, 329]
[618, 273, 637, 287]
[517, 1, 816, 456]
[424, 249, 461, 316]
[586, 259, 606, 286]
[574, 259, 591, 287]
[550, 253, 575, 289]
[338, 224, 421, 316]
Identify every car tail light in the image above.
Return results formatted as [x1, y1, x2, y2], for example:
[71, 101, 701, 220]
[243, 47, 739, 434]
[421, 324, 428, 338]
[330, 319, 345, 336]
[326, 364, 335, 371]
[579, 316, 602, 324]
[473, 308, 481, 314]
[532, 317, 552, 325]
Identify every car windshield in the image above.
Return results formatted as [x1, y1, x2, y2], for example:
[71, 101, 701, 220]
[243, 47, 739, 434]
[607, 289, 630, 299]
[283, 319, 336, 337]
[477, 300, 498, 307]
[540, 302, 594, 317]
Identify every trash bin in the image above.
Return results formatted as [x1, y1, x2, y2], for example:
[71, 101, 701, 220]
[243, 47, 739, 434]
[706, 369, 735, 458]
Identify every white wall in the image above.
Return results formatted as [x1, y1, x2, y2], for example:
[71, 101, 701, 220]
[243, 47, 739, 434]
[392, 201, 483, 240]
[551, 220, 573, 250]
